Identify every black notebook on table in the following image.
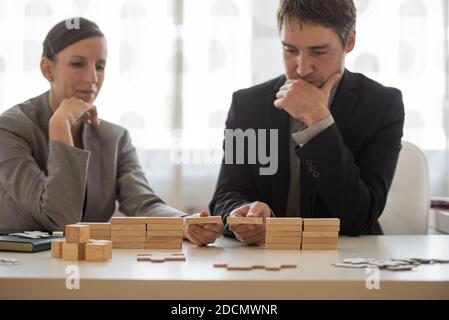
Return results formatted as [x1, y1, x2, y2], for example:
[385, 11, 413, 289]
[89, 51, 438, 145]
[0, 235, 53, 252]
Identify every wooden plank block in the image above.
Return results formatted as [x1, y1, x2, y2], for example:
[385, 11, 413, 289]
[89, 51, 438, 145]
[227, 264, 253, 270]
[89, 240, 112, 258]
[78, 222, 111, 230]
[146, 217, 183, 225]
[302, 218, 340, 226]
[265, 218, 302, 225]
[185, 216, 222, 225]
[113, 242, 145, 249]
[110, 217, 147, 225]
[86, 242, 111, 262]
[227, 217, 263, 225]
[264, 243, 301, 250]
[145, 242, 182, 250]
[265, 236, 302, 244]
[265, 224, 302, 231]
[62, 242, 86, 260]
[111, 224, 146, 231]
[302, 231, 339, 237]
[89, 231, 111, 236]
[265, 230, 302, 237]
[51, 239, 65, 258]
[111, 230, 146, 237]
[146, 236, 183, 243]
[111, 236, 146, 243]
[146, 224, 184, 231]
[302, 225, 340, 232]
[89, 236, 111, 241]
[301, 243, 338, 250]
[146, 230, 183, 237]
[65, 224, 90, 243]
[302, 237, 338, 244]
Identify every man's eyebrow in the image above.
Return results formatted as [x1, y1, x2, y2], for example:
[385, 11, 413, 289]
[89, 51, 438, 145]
[281, 41, 297, 49]
[308, 44, 331, 50]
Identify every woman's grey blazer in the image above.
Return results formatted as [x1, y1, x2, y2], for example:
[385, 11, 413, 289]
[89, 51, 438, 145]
[0, 92, 184, 233]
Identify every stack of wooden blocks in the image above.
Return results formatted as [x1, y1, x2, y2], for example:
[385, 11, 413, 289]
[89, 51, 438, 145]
[301, 218, 340, 250]
[111, 217, 147, 249]
[265, 218, 302, 250]
[51, 224, 112, 262]
[79, 222, 111, 240]
[146, 217, 183, 250]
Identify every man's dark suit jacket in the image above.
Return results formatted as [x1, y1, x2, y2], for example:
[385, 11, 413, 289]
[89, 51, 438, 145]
[209, 69, 405, 236]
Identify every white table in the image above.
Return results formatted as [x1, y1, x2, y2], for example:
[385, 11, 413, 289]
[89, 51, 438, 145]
[1, 236, 449, 299]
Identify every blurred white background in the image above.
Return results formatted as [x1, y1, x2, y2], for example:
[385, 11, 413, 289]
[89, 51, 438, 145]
[0, 0, 447, 213]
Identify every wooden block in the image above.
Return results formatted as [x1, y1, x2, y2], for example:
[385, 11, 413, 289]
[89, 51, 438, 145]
[265, 218, 302, 225]
[213, 262, 228, 268]
[227, 264, 253, 270]
[62, 242, 86, 260]
[78, 222, 111, 230]
[111, 230, 146, 237]
[265, 230, 302, 237]
[146, 230, 183, 237]
[86, 242, 111, 262]
[302, 218, 340, 226]
[146, 224, 184, 231]
[185, 216, 222, 225]
[137, 253, 186, 262]
[301, 243, 338, 250]
[145, 242, 182, 250]
[145, 217, 183, 225]
[111, 236, 146, 243]
[265, 224, 302, 231]
[265, 243, 301, 250]
[227, 217, 263, 225]
[89, 236, 111, 241]
[89, 240, 112, 258]
[302, 225, 340, 232]
[65, 224, 90, 243]
[110, 217, 147, 225]
[51, 239, 65, 258]
[264, 265, 282, 271]
[265, 236, 302, 244]
[113, 242, 145, 249]
[146, 236, 183, 243]
[111, 224, 146, 231]
[89, 231, 111, 236]
[302, 231, 339, 237]
[302, 237, 338, 244]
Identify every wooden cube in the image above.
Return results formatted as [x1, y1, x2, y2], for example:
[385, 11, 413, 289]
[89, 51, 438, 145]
[89, 240, 112, 258]
[62, 242, 86, 261]
[51, 239, 65, 258]
[86, 242, 112, 262]
[65, 224, 90, 243]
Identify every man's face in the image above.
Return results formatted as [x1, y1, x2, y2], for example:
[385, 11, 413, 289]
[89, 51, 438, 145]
[280, 19, 355, 87]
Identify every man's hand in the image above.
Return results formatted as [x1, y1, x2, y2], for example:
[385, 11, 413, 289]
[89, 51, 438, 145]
[184, 210, 223, 246]
[274, 72, 341, 126]
[228, 201, 271, 246]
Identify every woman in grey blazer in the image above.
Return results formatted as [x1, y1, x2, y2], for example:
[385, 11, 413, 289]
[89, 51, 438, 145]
[0, 18, 222, 245]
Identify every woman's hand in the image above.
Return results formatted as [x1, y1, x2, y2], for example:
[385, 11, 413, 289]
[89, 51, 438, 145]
[49, 97, 99, 146]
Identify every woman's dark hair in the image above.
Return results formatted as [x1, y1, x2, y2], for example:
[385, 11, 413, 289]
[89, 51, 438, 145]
[42, 17, 104, 60]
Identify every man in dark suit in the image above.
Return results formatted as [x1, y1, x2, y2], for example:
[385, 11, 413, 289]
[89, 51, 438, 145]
[209, 0, 404, 244]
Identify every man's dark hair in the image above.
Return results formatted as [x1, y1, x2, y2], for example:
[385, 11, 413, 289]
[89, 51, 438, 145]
[277, 0, 357, 45]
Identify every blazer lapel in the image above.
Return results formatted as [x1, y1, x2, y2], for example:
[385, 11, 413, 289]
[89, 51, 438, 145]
[267, 75, 290, 217]
[330, 69, 359, 133]
[82, 124, 102, 221]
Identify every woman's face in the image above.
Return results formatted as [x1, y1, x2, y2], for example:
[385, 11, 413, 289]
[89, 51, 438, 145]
[43, 36, 107, 106]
